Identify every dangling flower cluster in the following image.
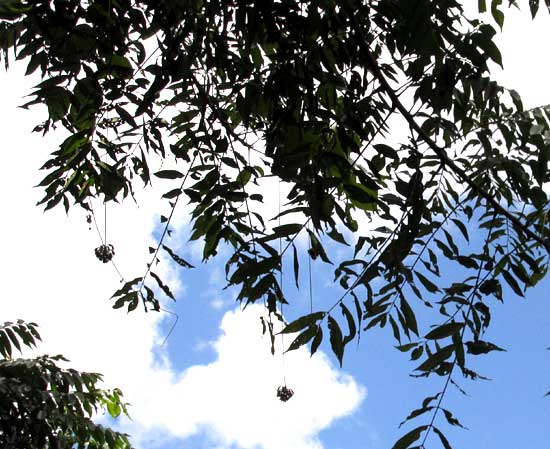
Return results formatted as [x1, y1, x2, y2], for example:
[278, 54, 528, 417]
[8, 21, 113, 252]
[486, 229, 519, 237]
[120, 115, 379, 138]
[276, 385, 294, 402]
[95, 244, 115, 263]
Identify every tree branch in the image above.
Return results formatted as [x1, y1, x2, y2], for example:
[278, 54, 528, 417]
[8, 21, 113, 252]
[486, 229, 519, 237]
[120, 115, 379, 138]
[344, 9, 550, 253]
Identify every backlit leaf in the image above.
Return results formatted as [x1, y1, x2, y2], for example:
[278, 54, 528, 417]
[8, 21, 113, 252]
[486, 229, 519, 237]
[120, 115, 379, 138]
[328, 315, 344, 366]
[281, 312, 326, 334]
[424, 322, 463, 340]
[391, 426, 428, 449]
[286, 326, 317, 352]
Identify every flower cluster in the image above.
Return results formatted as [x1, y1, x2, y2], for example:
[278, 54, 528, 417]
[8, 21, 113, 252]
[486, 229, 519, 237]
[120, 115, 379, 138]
[276, 385, 294, 402]
[95, 244, 115, 263]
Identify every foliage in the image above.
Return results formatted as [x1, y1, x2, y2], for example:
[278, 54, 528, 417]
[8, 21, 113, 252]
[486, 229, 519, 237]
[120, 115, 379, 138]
[2, 0, 550, 447]
[0, 320, 132, 449]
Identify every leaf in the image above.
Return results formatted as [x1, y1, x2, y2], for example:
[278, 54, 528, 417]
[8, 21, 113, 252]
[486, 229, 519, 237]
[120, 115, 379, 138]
[292, 244, 300, 289]
[268, 321, 275, 355]
[529, 0, 540, 17]
[400, 297, 419, 336]
[155, 170, 184, 179]
[328, 315, 344, 366]
[474, 302, 491, 328]
[236, 167, 254, 186]
[389, 315, 401, 343]
[115, 105, 138, 127]
[307, 229, 332, 264]
[127, 293, 140, 312]
[414, 271, 440, 293]
[410, 345, 424, 361]
[415, 344, 454, 372]
[0, 321, 41, 356]
[451, 219, 469, 242]
[327, 228, 348, 245]
[478, 0, 487, 13]
[422, 393, 442, 409]
[230, 256, 280, 284]
[442, 408, 466, 428]
[150, 271, 175, 300]
[311, 325, 323, 356]
[112, 291, 139, 310]
[465, 340, 506, 355]
[502, 271, 524, 297]
[455, 255, 478, 269]
[391, 426, 428, 449]
[162, 188, 182, 199]
[452, 332, 465, 368]
[479, 278, 501, 296]
[0, 331, 12, 358]
[269, 223, 303, 240]
[111, 277, 142, 298]
[424, 322, 463, 340]
[475, 24, 503, 67]
[491, 0, 504, 28]
[354, 236, 368, 257]
[162, 245, 195, 268]
[260, 316, 267, 335]
[352, 294, 362, 338]
[395, 343, 418, 352]
[399, 406, 434, 427]
[106, 399, 122, 418]
[286, 326, 317, 352]
[281, 312, 326, 334]
[510, 261, 531, 286]
[374, 143, 398, 160]
[5, 328, 21, 353]
[110, 54, 133, 69]
[433, 427, 453, 449]
[340, 303, 357, 345]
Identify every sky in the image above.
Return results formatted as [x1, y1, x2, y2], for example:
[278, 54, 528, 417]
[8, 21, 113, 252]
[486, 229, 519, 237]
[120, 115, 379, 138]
[2, 5, 550, 449]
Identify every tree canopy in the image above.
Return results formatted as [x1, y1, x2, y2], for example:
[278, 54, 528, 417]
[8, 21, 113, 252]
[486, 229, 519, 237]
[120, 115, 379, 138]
[0, 320, 132, 449]
[2, 0, 550, 448]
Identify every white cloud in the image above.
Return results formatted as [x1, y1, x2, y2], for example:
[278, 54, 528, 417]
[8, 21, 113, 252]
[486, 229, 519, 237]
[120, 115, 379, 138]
[122, 304, 366, 449]
[492, 6, 550, 108]
[0, 67, 366, 449]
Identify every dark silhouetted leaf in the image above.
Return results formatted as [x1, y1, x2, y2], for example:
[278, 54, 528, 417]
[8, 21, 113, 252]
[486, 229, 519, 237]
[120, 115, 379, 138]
[415, 344, 454, 372]
[400, 297, 419, 336]
[286, 326, 317, 352]
[281, 312, 326, 334]
[415, 271, 440, 293]
[293, 244, 300, 289]
[424, 322, 463, 340]
[150, 271, 175, 300]
[465, 340, 505, 355]
[162, 245, 194, 268]
[340, 303, 356, 345]
[502, 271, 524, 297]
[155, 170, 184, 179]
[442, 408, 466, 428]
[391, 426, 428, 449]
[433, 427, 453, 449]
[311, 325, 323, 356]
[328, 315, 344, 366]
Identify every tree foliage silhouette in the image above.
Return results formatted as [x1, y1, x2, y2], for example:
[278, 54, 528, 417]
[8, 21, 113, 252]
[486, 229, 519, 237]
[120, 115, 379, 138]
[2, 0, 550, 447]
[0, 320, 132, 449]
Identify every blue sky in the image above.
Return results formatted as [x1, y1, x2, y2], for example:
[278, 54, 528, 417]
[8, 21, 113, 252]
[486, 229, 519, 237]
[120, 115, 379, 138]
[1, 5, 550, 449]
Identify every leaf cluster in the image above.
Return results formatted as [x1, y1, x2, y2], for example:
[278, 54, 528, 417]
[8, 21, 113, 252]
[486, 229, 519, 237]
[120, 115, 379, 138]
[3, 1, 550, 448]
[0, 321, 132, 449]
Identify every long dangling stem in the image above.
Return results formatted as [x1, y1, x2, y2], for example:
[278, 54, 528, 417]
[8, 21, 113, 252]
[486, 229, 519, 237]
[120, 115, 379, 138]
[278, 178, 287, 386]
